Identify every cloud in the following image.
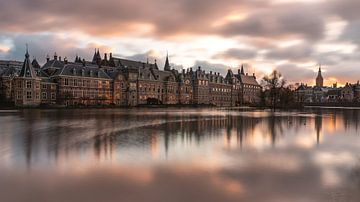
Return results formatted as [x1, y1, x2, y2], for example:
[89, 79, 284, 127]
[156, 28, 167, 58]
[265, 42, 314, 62]
[193, 60, 231, 75]
[0, 32, 112, 64]
[218, 3, 326, 41]
[214, 48, 258, 60]
[0, 0, 360, 85]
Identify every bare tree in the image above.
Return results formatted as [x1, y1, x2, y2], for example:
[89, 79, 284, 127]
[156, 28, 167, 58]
[262, 70, 286, 109]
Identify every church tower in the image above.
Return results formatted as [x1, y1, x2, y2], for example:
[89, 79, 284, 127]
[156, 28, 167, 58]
[316, 65, 324, 87]
[164, 52, 171, 71]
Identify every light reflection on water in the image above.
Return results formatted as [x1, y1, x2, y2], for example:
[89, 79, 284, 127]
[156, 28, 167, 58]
[0, 108, 360, 202]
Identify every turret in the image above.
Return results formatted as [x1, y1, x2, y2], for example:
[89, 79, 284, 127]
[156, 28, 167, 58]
[19, 45, 37, 78]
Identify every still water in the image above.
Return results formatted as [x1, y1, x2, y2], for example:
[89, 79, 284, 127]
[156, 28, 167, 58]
[0, 108, 359, 202]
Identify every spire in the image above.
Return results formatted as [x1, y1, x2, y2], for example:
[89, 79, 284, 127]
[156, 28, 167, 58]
[240, 64, 245, 75]
[25, 44, 29, 59]
[92, 49, 97, 63]
[316, 63, 324, 87]
[154, 59, 158, 69]
[19, 45, 37, 78]
[164, 52, 170, 71]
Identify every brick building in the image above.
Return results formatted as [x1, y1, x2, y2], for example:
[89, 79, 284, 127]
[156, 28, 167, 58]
[0, 49, 261, 107]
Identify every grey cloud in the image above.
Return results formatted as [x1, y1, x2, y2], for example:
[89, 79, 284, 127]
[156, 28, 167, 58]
[265, 43, 313, 62]
[219, 4, 325, 41]
[214, 48, 258, 60]
[0, 33, 110, 64]
[193, 60, 231, 75]
[276, 63, 315, 83]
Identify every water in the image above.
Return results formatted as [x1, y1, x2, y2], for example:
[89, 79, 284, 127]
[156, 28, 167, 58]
[0, 108, 359, 202]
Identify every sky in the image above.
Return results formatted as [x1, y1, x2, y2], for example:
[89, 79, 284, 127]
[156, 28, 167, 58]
[0, 0, 359, 86]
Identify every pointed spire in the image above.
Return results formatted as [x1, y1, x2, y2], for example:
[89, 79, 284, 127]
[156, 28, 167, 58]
[92, 49, 97, 63]
[164, 52, 170, 71]
[154, 59, 158, 69]
[19, 46, 37, 78]
[240, 64, 245, 75]
[25, 44, 29, 58]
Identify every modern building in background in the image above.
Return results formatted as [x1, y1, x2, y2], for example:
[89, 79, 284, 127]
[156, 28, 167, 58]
[0, 49, 261, 107]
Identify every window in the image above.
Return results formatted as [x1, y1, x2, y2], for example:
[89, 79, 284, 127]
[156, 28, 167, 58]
[26, 91, 32, 99]
[36, 93, 40, 99]
[17, 91, 22, 99]
[64, 78, 69, 86]
[26, 81, 32, 89]
[42, 92, 47, 99]
[42, 84, 47, 89]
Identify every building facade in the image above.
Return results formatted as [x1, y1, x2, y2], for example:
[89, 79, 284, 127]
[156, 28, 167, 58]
[295, 66, 360, 103]
[0, 49, 261, 107]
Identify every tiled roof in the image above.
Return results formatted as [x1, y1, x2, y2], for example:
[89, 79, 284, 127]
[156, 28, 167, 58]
[19, 50, 37, 78]
[53, 63, 111, 79]
[237, 74, 260, 86]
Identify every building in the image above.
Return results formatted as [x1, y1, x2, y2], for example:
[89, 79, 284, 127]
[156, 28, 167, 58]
[295, 65, 360, 103]
[0, 48, 262, 107]
[316, 66, 323, 87]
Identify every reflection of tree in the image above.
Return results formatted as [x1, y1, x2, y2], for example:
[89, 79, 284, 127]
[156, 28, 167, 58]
[265, 114, 287, 146]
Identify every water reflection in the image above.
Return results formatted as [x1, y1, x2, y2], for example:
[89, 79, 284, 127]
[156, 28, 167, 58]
[0, 108, 360, 202]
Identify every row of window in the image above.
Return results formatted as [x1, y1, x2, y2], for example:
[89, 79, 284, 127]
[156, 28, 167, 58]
[63, 78, 110, 88]
[16, 91, 56, 100]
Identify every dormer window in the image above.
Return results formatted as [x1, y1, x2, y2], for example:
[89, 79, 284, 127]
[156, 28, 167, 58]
[72, 68, 76, 75]
[81, 69, 85, 76]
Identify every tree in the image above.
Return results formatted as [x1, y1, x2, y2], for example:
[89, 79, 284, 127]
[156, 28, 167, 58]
[262, 70, 286, 109]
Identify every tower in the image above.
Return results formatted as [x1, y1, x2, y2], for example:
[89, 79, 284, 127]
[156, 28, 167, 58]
[14, 45, 41, 106]
[240, 64, 245, 75]
[164, 52, 170, 71]
[316, 65, 323, 87]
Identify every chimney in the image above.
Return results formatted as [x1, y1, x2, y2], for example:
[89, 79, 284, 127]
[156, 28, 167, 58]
[210, 71, 212, 75]
[64, 57, 68, 64]
[46, 54, 50, 62]
[109, 52, 112, 59]
[198, 66, 201, 70]
[238, 69, 240, 74]
[82, 59, 86, 66]
[182, 69, 185, 74]
[54, 52, 58, 60]
[59, 56, 62, 61]
[104, 53, 108, 61]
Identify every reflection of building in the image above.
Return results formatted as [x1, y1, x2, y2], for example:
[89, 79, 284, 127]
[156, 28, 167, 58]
[0, 49, 261, 107]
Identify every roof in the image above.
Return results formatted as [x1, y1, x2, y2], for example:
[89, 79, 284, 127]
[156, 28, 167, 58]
[19, 50, 37, 78]
[237, 74, 260, 86]
[112, 57, 158, 69]
[42, 59, 65, 70]
[0, 66, 19, 77]
[31, 58, 41, 69]
[53, 63, 111, 79]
